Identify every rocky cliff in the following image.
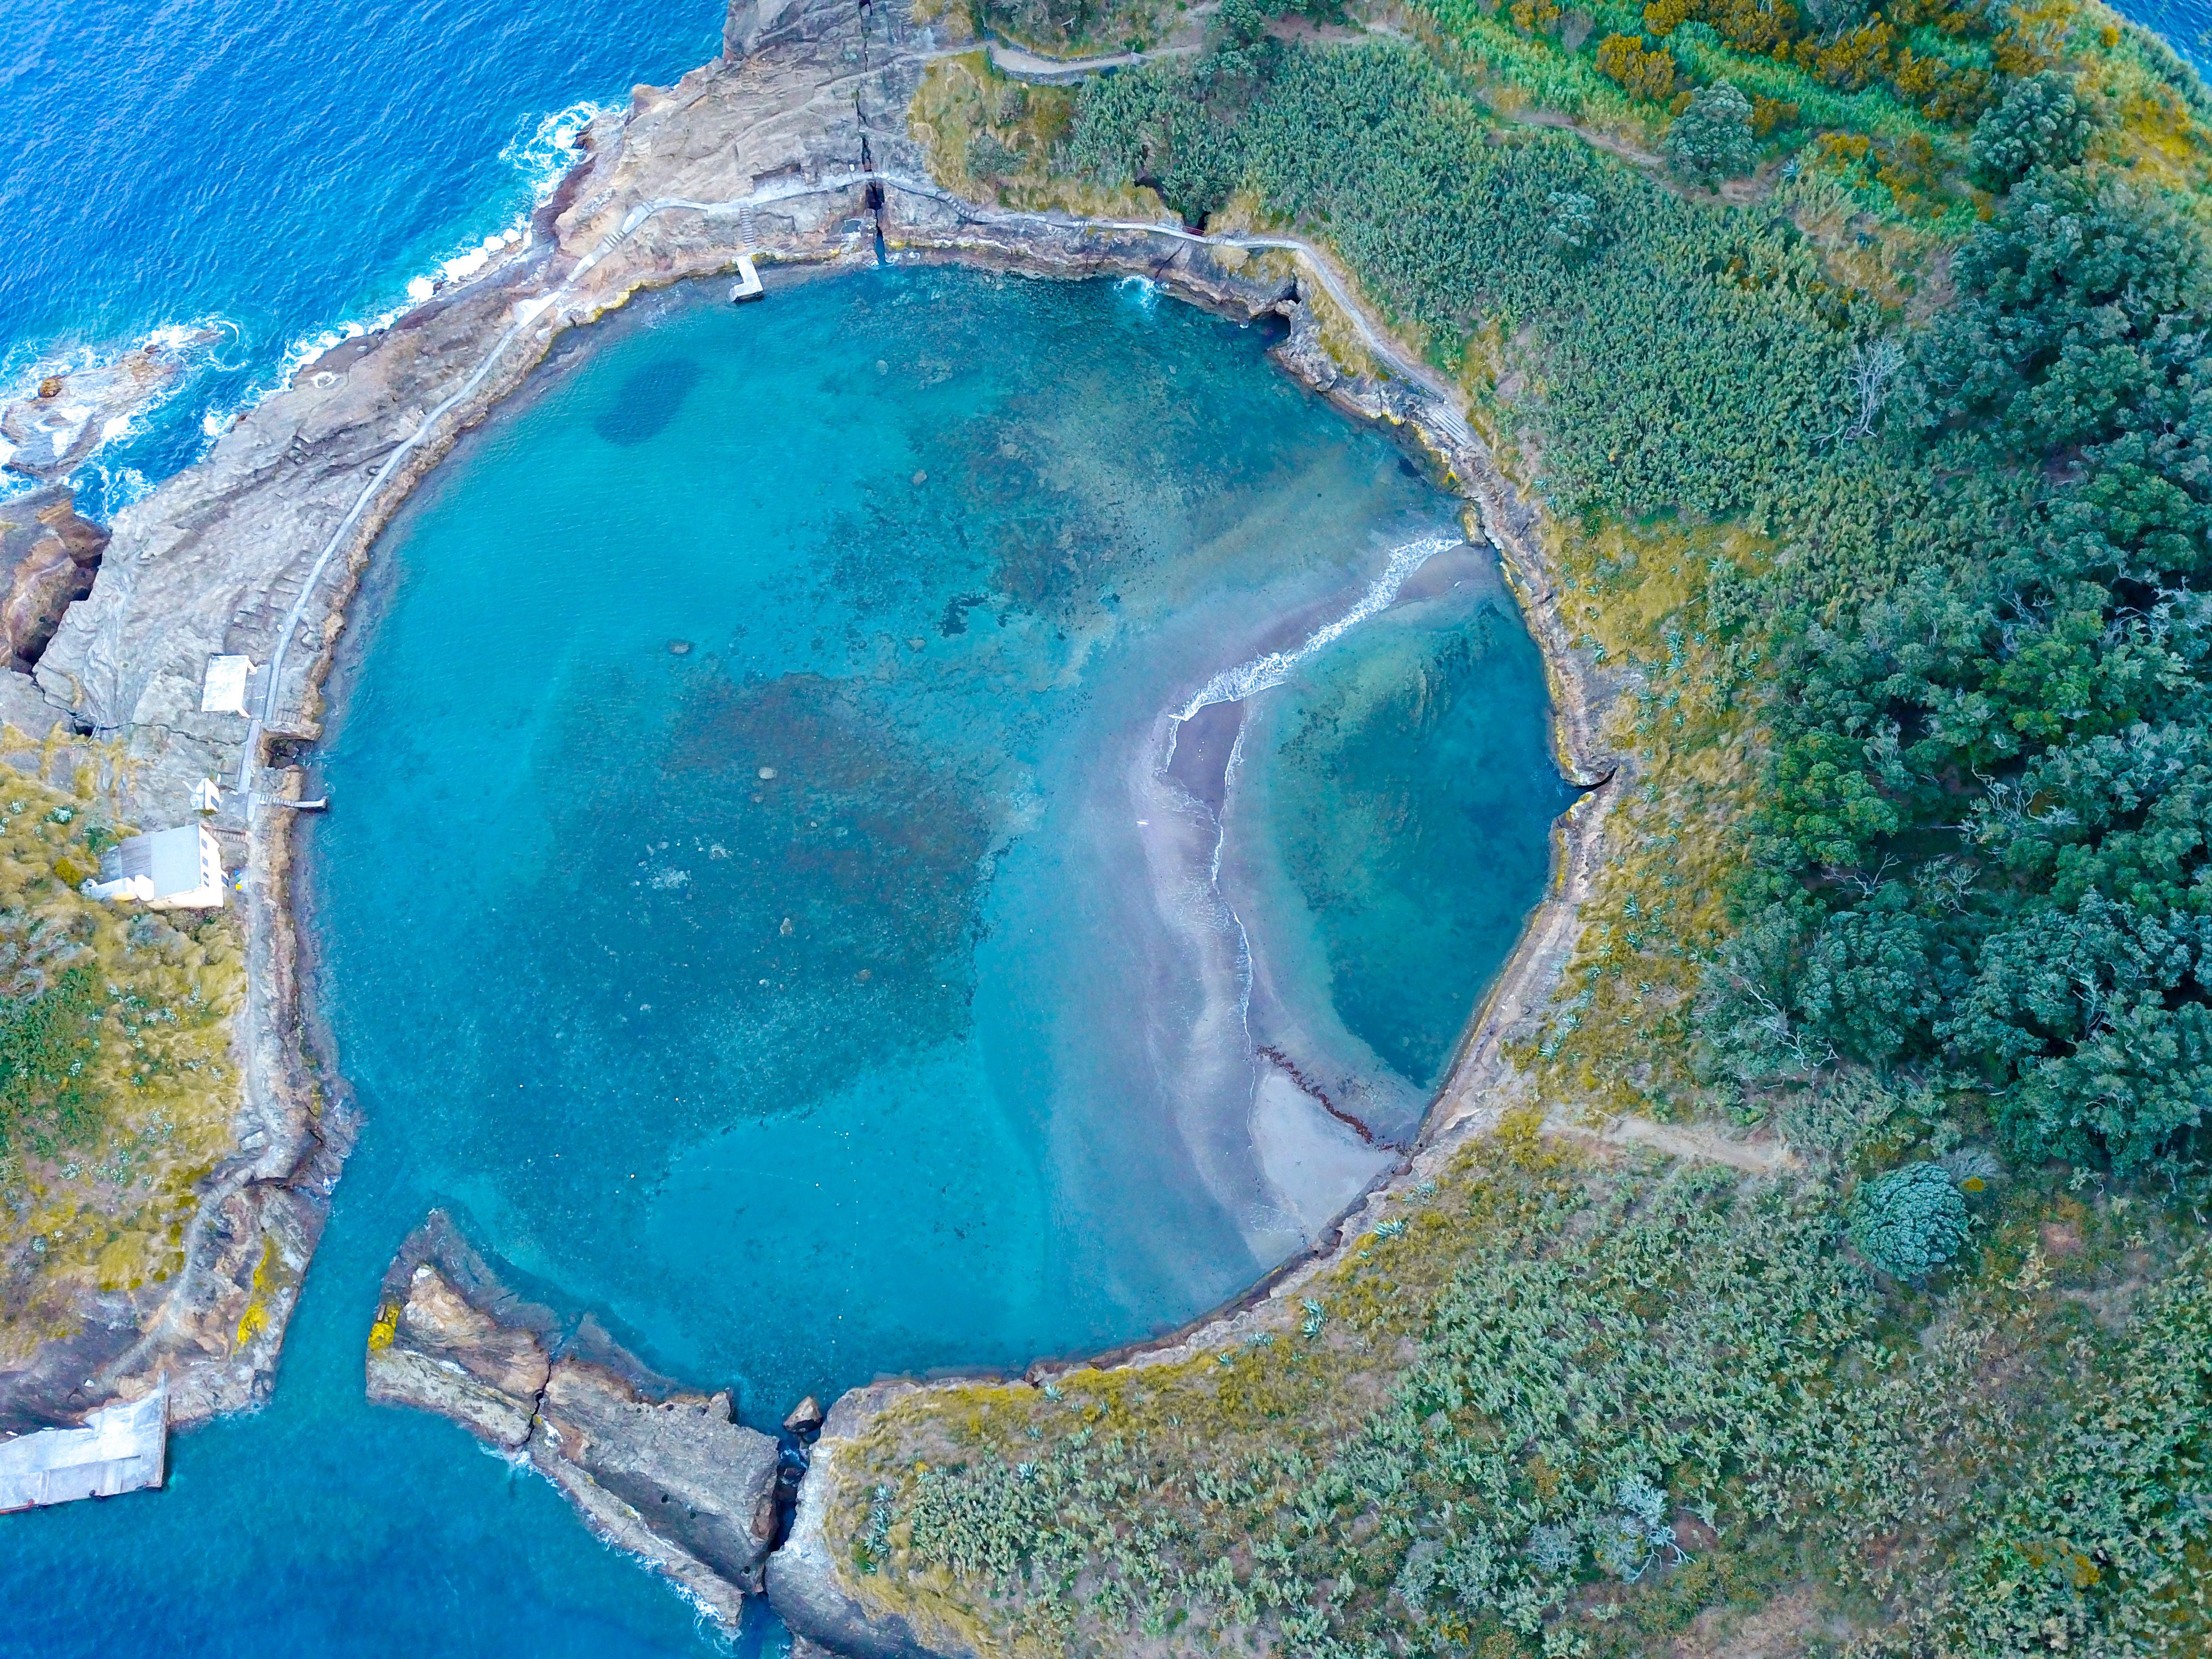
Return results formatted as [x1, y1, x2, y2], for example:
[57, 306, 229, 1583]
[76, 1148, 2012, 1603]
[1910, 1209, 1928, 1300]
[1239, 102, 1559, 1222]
[0, 488, 106, 672]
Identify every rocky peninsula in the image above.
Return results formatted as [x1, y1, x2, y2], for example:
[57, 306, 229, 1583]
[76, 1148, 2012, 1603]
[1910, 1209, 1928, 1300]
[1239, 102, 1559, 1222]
[364, 1213, 785, 1624]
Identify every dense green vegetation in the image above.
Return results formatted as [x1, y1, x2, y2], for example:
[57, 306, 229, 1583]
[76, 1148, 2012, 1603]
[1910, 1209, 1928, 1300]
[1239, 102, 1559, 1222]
[943, 0, 1187, 56]
[1041, 0, 2212, 1171]
[1726, 163, 2212, 1176]
[0, 962, 103, 1162]
[872, 2, 2212, 1651]
[1955, 1250, 2212, 1652]
[1067, 34, 1869, 518]
[879, 1135, 1889, 1653]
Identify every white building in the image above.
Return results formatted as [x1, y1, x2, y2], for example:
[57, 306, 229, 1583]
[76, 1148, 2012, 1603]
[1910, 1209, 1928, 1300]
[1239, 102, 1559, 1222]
[84, 823, 226, 910]
[200, 655, 258, 716]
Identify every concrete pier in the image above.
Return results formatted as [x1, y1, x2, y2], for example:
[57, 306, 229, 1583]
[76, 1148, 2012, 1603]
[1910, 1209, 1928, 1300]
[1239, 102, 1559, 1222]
[0, 1386, 166, 1512]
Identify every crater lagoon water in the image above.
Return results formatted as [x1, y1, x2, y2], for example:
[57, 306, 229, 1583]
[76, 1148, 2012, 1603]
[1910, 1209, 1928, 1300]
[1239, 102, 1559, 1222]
[0, 267, 1568, 1656]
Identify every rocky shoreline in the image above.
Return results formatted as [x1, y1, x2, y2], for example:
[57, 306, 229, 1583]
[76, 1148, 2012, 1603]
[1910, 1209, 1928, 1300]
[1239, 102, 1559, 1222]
[365, 1213, 786, 1624]
[0, 327, 218, 481]
[2, 0, 1618, 1640]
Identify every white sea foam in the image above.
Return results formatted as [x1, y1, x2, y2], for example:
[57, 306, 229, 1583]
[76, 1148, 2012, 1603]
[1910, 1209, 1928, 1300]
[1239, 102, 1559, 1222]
[1217, 722, 1257, 1039]
[0, 319, 234, 508]
[1172, 534, 1457, 722]
[0, 320, 229, 421]
[201, 317, 251, 375]
[1117, 274, 1160, 312]
[40, 92, 576, 504]
[262, 99, 603, 430]
[502, 100, 606, 193]
[80, 458, 152, 514]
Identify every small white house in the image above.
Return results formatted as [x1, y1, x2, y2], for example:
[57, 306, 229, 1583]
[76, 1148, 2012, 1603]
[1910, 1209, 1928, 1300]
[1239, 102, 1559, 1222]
[84, 824, 226, 910]
[200, 655, 257, 716]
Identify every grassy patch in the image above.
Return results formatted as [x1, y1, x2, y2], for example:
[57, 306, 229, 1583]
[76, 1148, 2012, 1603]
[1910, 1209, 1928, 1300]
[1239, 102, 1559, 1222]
[0, 750, 244, 1366]
[1519, 521, 1764, 1123]
[910, 53, 1172, 217]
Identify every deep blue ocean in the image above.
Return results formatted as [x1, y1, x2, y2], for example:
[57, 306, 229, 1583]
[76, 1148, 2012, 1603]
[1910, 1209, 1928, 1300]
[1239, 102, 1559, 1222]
[0, 1, 2206, 1655]
[0, 0, 722, 516]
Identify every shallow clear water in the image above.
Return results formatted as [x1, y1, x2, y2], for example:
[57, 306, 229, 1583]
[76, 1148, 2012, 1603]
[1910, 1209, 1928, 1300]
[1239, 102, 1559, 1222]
[309, 266, 1569, 1392]
[0, 267, 1568, 1654]
[1237, 586, 1564, 1092]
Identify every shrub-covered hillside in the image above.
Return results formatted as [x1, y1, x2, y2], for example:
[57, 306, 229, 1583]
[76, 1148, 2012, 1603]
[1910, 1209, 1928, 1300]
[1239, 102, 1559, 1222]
[918, 0, 2212, 1172]
[837, 1121, 2212, 1655]
[863, 2, 2212, 1653]
[0, 740, 243, 1370]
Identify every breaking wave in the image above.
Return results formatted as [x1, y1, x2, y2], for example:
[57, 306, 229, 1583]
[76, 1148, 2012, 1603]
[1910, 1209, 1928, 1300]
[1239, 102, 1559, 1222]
[1172, 534, 1458, 722]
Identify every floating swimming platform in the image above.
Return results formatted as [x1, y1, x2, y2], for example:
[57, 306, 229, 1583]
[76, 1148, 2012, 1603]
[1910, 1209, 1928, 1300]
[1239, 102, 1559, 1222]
[731, 254, 763, 303]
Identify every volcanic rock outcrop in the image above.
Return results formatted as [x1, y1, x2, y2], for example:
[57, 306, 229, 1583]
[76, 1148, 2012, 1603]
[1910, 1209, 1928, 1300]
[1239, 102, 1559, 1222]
[366, 1213, 781, 1621]
[0, 331, 216, 480]
[0, 488, 107, 672]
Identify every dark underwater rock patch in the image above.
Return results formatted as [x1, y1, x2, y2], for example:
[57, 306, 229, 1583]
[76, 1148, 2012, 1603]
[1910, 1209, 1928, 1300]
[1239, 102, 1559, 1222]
[594, 356, 705, 447]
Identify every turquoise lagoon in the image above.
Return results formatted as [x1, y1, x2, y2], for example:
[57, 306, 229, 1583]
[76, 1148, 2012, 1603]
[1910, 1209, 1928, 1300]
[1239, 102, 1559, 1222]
[0, 267, 1568, 1656]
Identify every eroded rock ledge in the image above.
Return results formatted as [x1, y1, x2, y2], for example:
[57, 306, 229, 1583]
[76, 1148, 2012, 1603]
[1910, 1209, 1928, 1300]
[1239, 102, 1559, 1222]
[365, 1212, 782, 1622]
[0, 488, 106, 673]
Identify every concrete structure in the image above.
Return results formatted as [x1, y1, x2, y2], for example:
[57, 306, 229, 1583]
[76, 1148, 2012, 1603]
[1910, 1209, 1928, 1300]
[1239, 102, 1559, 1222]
[199, 653, 256, 715]
[191, 777, 221, 813]
[0, 1386, 166, 1512]
[85, 822, 226, 909]
[730, 254, 764, 301]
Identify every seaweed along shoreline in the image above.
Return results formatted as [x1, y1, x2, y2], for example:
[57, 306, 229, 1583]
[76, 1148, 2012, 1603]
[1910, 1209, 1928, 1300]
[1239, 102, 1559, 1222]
[0, 0, 1620, 1601]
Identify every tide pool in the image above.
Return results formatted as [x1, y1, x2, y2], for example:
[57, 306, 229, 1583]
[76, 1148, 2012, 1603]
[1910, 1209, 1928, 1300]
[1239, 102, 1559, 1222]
[0, 267, 1566, 1653]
